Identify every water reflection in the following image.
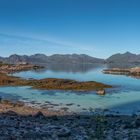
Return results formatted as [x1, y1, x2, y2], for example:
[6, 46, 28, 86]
[32, 63, 140, 73]
[32, 63, 104, 73]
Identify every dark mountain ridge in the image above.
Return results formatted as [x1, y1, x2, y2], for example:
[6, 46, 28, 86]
[106, 52, 140, 63]
[0, 52, 140, 64]
[0, 54, 104, 64]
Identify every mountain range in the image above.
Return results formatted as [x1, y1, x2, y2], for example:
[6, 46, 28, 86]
[0, 52, 140, 64]
[0, 54, 104, 64]
[106, 52, 140, 63]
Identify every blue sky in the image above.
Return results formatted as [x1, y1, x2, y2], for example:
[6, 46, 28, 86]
[0, 0, 140, 58]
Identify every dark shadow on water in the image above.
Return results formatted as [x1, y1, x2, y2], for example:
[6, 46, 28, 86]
[0, 92, 21, 102]
[108, 100, 140, 115]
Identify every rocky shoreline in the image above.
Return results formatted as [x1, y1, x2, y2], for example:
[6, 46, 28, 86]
[0, 61, 44, 74]
[103, 67, 140, 79]
[0, 99, 140, 140]
[1, 62, 140, 139]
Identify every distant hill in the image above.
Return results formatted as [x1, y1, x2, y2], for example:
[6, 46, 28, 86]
[0, 54, 104, 64]
[106, 52, 140, 63]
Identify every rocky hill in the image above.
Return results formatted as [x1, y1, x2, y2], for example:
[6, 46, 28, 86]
[106, 52, 140, 63]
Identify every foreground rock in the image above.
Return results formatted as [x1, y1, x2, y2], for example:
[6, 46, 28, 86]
[0, 99, 140, 139]
[0, 108, 140, 139]
[103, 67, 140, 79]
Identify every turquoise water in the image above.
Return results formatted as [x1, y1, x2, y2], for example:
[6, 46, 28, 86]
[1, 64, 140, 114]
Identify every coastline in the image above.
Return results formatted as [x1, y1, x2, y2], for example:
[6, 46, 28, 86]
[0, 62, 140, 139]
[0, 99, 66, 116]
[103, 67, 140, 79]
[0, 99, 140, 139]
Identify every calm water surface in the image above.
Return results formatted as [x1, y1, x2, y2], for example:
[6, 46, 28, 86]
[1, 64, 140, 114]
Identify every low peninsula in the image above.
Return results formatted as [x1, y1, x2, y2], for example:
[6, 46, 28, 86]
[103, 67, 140, 79]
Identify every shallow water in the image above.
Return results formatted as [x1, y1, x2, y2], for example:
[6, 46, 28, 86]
[1, 64, 140, 114]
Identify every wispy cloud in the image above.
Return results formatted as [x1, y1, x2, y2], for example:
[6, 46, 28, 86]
[0, 32, 96, 52]
[0, 33, 97, 56]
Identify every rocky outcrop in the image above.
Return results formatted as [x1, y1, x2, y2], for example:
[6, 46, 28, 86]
[103, 68, 130, 75]
[0, 62, 44, 74]
[103, 67, 140, 78]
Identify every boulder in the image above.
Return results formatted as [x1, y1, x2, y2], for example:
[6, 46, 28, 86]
[96, 89, 105, 95]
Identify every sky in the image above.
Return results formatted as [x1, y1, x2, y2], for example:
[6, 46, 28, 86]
[0, 0, 140, 58]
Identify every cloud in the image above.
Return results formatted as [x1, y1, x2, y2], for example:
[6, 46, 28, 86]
[0, 32, 99, 58]
[0, 32, 96, 50]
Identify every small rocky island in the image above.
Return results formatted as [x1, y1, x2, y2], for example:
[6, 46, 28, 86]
[103, 67, 140, 79]
[0, 74, 112, 91]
